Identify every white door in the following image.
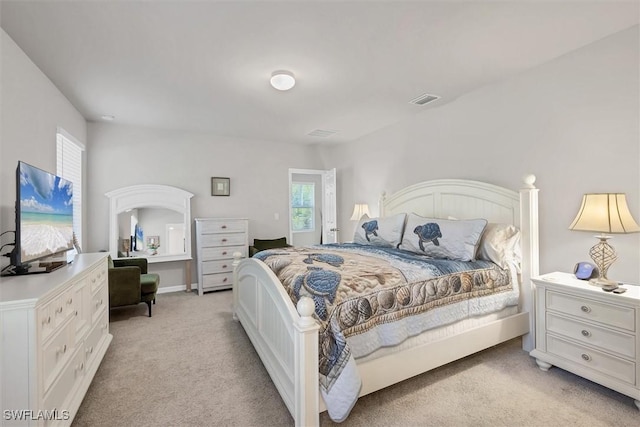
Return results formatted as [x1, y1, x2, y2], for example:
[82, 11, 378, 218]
[322, 168, 338, 244]
[289, 168, 338, 245]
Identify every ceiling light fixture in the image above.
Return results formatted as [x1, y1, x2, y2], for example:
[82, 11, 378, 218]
[101, 115, 115, 121]
[270, 70, 296, 91]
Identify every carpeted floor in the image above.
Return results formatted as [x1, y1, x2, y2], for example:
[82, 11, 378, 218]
[73, 290, 639, 426]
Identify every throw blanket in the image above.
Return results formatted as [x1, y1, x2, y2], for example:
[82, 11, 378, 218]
[254, 243, 514, 422]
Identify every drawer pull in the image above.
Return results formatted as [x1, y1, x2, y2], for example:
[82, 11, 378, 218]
[86, 346, 94, 355]
[222, 238, 228, 243]
[75, 310, 78, 316]
[221, 225, 227, 229]
[222, 251, 228, 256]
[222, 264, 228, 269]
[76, 362, 84, 372]
[102, 323, 108, 330]
[67, 297, 73, 305]
[581, 353, 591, 362]
[57, 344, 67, 355]
[581, 330, 591, 337]
[223, 278, 228, 283]
[56, 306, 63, 314]
[42, 316, 51, 325]
[580, 305, 591, 313]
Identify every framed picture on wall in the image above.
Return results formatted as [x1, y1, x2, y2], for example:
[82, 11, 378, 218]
[211, 177, 230, 196]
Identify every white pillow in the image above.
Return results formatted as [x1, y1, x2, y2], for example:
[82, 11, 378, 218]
[353, 213, 406, 248]
[477, 223, 521, 268]
[399, 214, 487, 261]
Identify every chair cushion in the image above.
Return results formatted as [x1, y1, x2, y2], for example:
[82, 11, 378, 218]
[253, 237, 289, 251]
[140, 273, 160, 295]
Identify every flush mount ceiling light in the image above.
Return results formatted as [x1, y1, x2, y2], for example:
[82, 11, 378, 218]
[270, 70, 296, 91]
[101, 114, 115, 121]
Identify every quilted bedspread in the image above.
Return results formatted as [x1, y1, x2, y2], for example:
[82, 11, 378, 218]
[253, 243, 515, 422]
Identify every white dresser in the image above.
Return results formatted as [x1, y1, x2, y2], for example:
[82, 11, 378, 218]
[530, 272, 640, 410]
[0, 253, 113, 426]
[195, 218, 248, 295]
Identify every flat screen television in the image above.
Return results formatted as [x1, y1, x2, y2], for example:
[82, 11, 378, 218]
[8, 161, 74, 274]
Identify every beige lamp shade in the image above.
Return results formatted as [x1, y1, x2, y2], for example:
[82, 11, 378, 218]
[350, 203, 371, 221]
[569, 193, 640, 234]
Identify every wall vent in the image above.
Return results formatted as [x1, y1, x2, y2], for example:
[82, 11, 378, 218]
[307, 129, 338, 138]
[409, 93, 440, 105]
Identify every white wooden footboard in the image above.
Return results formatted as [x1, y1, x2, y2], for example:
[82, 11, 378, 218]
[232, 255, 319, 427]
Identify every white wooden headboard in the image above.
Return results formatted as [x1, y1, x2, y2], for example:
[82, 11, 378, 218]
[380, 179, 520, 226]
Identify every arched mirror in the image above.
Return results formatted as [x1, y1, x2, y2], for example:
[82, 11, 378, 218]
[106, 185, 193, 262]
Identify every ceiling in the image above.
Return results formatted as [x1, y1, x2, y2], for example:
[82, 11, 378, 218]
[1, 1, 638, 144]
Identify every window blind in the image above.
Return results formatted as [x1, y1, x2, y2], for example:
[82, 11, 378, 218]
[56, 129, 84, 248]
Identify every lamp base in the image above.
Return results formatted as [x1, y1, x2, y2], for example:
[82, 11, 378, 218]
[588, 277, 618, 287]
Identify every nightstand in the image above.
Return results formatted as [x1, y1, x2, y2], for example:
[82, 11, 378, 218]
[530, 272, 640, 410]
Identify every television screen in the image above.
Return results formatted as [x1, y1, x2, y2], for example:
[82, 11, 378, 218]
[17, 161, 74, 265]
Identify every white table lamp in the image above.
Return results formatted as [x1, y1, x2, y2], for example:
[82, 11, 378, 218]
[569, 193, 640, 286]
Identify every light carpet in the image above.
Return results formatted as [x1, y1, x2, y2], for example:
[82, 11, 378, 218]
[73, 290, 639, 426]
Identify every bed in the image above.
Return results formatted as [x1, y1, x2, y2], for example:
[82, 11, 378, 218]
[232, 176, 539, 426]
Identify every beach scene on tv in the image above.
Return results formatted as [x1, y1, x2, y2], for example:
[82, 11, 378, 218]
[19, 162, 74, 264]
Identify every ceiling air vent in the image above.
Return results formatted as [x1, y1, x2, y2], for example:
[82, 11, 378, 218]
[307, 129, 338, 138]
[409, 93, 440, 105]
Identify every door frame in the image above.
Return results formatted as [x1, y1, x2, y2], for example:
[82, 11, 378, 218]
[288, 168, 337, 245]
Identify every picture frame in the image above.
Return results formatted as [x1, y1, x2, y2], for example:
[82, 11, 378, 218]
[211, 177, 230, 196]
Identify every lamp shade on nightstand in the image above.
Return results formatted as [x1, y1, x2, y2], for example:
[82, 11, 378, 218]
[350, 203, 371, 221]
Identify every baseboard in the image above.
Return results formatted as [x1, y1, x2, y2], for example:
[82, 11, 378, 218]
[157, 284, 196, 294]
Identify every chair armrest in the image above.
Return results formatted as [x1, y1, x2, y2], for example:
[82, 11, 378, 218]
[113, 257, 149, 274]
[108, 267, 142, 306]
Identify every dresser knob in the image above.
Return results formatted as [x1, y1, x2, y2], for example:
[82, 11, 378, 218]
[222, 264, 228, 269]
[580, 305, 591, 313]
[222, 238, 227, 243]
[221, 225, 227, 229]
[581, 353, 591, 361]
[222, 251, 227, 256]
[223, 277, 228, 283]
[581, 330, 591, 337]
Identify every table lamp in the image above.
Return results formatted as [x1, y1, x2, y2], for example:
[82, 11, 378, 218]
[569, 193, 640, 286]
[350, 203, 371, 221]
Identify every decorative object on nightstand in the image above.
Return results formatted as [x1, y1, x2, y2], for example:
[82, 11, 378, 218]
[569, 193, 640, 286]
[530, 272, 640, 411]
[350, 203, 371, 221]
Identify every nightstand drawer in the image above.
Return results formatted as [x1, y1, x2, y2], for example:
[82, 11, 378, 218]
[547, 290, 635, 332]
[547, 335, 635, 385]
[547, 313, 635, 358]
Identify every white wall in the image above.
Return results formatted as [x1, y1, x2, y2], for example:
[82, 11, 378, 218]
[87, 123, 321, 287]
[0, 29, 87, 268]
[318, 26, 640, 283]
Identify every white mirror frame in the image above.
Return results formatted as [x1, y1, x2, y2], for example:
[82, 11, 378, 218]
[105, 184, 194, 263]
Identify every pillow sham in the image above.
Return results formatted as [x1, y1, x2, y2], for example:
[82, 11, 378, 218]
[477, 223, 521, 268]
[353, 213, 406, 248]
[399, 214, 487, 261]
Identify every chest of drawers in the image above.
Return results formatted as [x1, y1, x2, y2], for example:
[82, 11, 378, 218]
[0, 253, 113, 426]
[530, 272, 640, 410]
[195, 218, 248, 295]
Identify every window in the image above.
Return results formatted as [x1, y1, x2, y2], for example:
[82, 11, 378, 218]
[291, 182, 315, 232]
[56, 129, 84, 248]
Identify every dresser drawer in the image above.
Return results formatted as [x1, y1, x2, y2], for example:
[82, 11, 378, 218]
[42, 346, 84, 416]
[546, 291, 635, 332]
[42, 318, 76, 392]
[89, 263, 107, 294]
[202, 259, 234, 274]
[199, 219, 246, 234]
[201, 233, 246, 248]
[546, 335, 635, 385]
[202, 272, 234, 289]
[547, 313, 635, 358]
[85, 310, 109, 369]
[201, 245, 247, 260]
